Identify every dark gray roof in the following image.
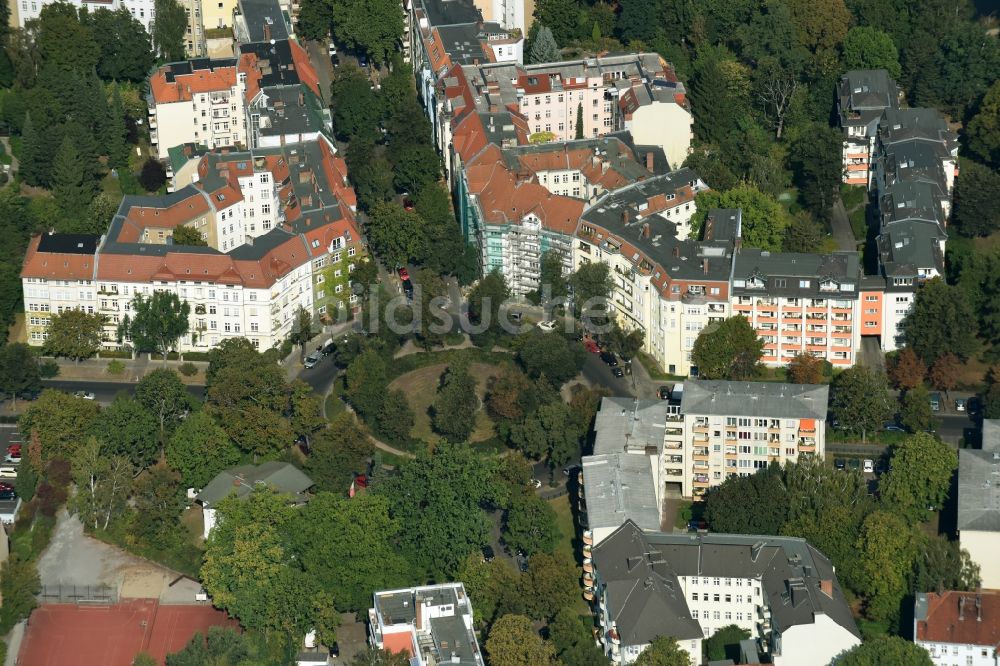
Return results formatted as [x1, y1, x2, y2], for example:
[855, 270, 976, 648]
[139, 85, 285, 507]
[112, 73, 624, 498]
[239, 41, 301, 88]
[958, 448, 1000, 532]
[877, 141, 950, 194]
[878, 108, 958, 151]
[429, 615, 479, 665]
[501, 135, 652, 186]
[415, 0, 482, 27]
[38, 233, 100, 254]
[680, 380, 828, 420]
[607, 131, 671, 174]
[196, 461, 314, 506]
[877, 223, 945, 277]
[732, 249, 860, 298]
[702, 209, 741, 243]
[235, 0, 289, 42]
[435, 22, 509, 66]
[373, 584, 482, 665]
[580, 170, 732, 283]
[593, 522, 861, 648]
[878, 180, 946, 229]
[252, 85, 327, 138]
[838, 70, 899, 130]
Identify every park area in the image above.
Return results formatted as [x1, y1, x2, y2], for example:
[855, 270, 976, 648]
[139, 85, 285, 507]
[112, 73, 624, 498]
[387, 362, 501, 446]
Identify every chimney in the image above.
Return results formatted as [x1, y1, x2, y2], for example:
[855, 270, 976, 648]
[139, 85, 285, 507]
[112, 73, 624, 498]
[819, 579, 833, 598]
[416, 598, 424, 631]
[263, 22, 271, 42]
[642, 223, 650, 238]
[702, 258, 709, 274]
[646, 152, 654, 171]
[622, 209, 630, 226]
[960, 595, 966, 621]
[672, 246, 679, 258]
[977, 594, 982, 622]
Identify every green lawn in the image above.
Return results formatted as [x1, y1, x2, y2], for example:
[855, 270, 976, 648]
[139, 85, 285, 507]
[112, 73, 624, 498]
[387, 362, 502, 446]
[840, 184, 867, 210]
[549, 493, 576, 557]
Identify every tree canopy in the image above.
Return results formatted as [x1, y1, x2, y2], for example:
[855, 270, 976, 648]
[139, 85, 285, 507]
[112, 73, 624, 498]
[692, 186, 791, 250]
[691, 316, 763, 380]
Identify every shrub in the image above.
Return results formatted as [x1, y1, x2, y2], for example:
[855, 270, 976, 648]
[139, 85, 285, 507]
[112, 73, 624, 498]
[106, 359, 126, 375]
[39, 359, 59, 378]
[138, 158, 167, 192]
[178, 362, 198, 377]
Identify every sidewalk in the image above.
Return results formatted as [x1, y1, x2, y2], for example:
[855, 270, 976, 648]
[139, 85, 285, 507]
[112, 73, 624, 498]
[44, 356, 207, 385]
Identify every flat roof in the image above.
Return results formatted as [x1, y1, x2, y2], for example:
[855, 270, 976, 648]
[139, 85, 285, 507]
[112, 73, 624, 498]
[680, 380, 829, 420]
[37, 233, 100, 254]
[958, 448, 1000, 533]
[582, 453, 660, 532]
[236, 0, 289, 41]
[593, 397, 671, 456]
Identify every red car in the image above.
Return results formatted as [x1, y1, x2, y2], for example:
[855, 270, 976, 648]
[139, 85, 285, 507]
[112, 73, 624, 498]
[398, 267, 409, 281]
[354, 474, 368, 488]
[403, 198, 415, 212]
[583, 338, 600, 354]
[7, 444, 20, 456]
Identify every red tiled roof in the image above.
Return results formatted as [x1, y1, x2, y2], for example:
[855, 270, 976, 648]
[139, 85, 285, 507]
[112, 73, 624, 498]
[917, 591, 1000, 648]
[20, 235, 95, 280]
[150, 64, 237, 104]
[289, 40, 322, 99]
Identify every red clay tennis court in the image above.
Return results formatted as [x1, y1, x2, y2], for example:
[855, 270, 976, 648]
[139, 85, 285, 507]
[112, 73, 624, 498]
[18, 600, 239, 666]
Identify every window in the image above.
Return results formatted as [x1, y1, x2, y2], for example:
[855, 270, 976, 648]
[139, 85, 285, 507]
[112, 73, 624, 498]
[259, 174, 270, 184]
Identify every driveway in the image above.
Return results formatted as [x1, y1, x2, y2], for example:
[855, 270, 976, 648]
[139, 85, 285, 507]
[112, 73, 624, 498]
[37, 510, 202, 603]
[830, 197, 858, 252]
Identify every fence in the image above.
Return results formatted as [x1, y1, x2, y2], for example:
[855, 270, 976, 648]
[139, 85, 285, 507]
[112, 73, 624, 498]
[38, 584, 117, 605]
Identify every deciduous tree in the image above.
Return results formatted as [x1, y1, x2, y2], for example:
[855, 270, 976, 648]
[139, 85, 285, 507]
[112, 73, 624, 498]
[365, 202, 427, 268]
[131, 462, 186, 549]
[485, 615, 559, 666]
[789, 123, 842, 222]
[928, 353, 961, 395]
[152, 0, 186, 61]
[633, 636, 690, 666]
[886, 347, 925, 390]
[854, 511, 919, 625]
[305, 413, 374, 493]
[516, 332, 585, 385]
[902, 277, 976, 364]
[691, 316, 763, 380]
[704, 463, 788, 535]
[786, 353, 823, 384]
[842, 26, 901, 77]
[91, 395, 159, 468]
[962, 72, 1000, 168]
[830, 366, 892, 442]
[532, 0, 580, 45]
[19, 389, 100, 462]
[135, 368, 192, 439]
[880, 432, 957, 523]
[71, 437, 134, 530]
[839, 635, 934, 666]
[912, 534, 981, 594]
[467, 269, 511, 345]
[166, 410, 241, 489]
[432, 359, 479, 442]
[952, 159, 1000, 237]
[504, 493, 558, 556]
[329, 0, 404, 65]
[0, 343, 40, 406]
[692, 186, 790, 251]
[119, 291, 191, 364]
[42, 310, 105, 361]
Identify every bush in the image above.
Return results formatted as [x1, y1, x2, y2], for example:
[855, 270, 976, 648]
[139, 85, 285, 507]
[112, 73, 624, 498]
[178, 362, 198, 377]
[106, 359, 126, 376]
[279, 339, 294, 358]
[98, 349, 133, 359]
[138, 158, 167, 192]
[181, 351, 211, 361]
[39, 359, 59, 378]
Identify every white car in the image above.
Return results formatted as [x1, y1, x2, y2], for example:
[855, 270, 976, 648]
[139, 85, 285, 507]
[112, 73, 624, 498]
[863, 459, 874, 474]
[4, 454, 20, 464]
[530, 478, 542, 489]
[328, 43, 337, 56]
[74, 391, 96, 400]
[537, 320, 557, 332]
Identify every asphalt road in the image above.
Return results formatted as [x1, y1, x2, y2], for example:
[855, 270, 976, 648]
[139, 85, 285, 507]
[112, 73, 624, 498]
[40, 380, 205, 404]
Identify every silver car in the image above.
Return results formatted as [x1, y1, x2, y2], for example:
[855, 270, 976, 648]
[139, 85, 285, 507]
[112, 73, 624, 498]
[303, 353, 321, 369]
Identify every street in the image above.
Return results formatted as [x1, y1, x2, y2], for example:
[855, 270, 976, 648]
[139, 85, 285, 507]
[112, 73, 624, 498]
[40, 380, 205, 404]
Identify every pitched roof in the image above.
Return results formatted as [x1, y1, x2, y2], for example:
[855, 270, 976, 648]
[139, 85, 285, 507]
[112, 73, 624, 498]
[196, 461, 314, 506]
[20, 234, 98, 280]
[150, 60, 238, 104]
[915, 590, 1000, 648]
[680, 380, 829, 420]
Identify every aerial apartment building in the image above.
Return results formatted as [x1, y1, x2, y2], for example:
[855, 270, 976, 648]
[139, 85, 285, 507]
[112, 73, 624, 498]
[368, 583, 484, 666]
[590, 521, 861, 665]
[731, 249, 861, 367]
[11, 0, 156, 42]
[837, 69, 900, 186]
[22, 137, 363, 352]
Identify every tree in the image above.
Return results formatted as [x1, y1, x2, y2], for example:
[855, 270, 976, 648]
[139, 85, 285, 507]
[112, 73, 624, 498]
[376, 389, 414, 445]
[913, 534, 981, 594]
[87, 8, 155, 82]
[467, 269, 511, 345]
[633, 636, 690, 666]
[345, 349, 388, 417]
[71, 437, 134, 530]
[786, 353, 823, 384]
[365, 202, 427, 268]
[52, 135, 96, 218]
[305, 414, 374, 493]
[330, 65, 381, 141]
[691, 316, 763, 380]
[201, 487, 329, 636]
[691, 186, 790, 250]
[288, 306, 313, 361]
[133, 653, 157, 666]
[704, 463, 788, 535]
[166, 627, 254, 666]
[786, 0, 851, 54]
[119, 290, 190, 363]
[886, 347, 925, 390]
[135, 368, 192, 439]
[295, 0, 333, 41]
[292, 493, 410, 612]
[504, 493, 558, 556]
[532, 0, 580, 44]
[329, 0, 404, 65]
[19, 389, 100, 462]
[528, 26, 560, 64]
[899, 385, 936, 435]
[0, 343, 40, 406]
[131, 462, 186, 549]
[516, 332, 585, 385]
[842, 26, 902, 78]
[138, 158, 167, 192]
[104, 83, 130, 170]
[855, 510, 919, 624]
[0, 558, 40, 633]
[534, 250, 569, 305]
[486, 365, 535, 422]
[19, 113, 43, 187]
[432, 360, 479, 443]
[902, 278, 977, 363]
[412, 268, 449, 349]
[42, 310, 105, 361]
[91, 395, 159, 468]
[839, 635, 934, 666]
[830, 367, 892, 442]
[152, 0, 186, 61]
[166, 410, 241, 489]
[880, 432, 957, 523]
[485, 615, 559, 666]
[783, 211, 824, 252]
[788, 123, 842, 222]
[606, 323, 644, 362]
[574, 103, 584, 139]
[377, 441, 503, 576]
[349, 649, 411, 666]
[965, 79, 1000, 169]
[952, 159, 1000, 237]
[616, 0, 658, 44]
[928, 353, 961, 395]
[568, 261, 612, 326]
[509, 401, 583, 470]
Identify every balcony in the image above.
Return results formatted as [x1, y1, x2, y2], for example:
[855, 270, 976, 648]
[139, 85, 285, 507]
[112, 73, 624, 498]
[693, 476, 710, 487]
[693, 448, 709, 461]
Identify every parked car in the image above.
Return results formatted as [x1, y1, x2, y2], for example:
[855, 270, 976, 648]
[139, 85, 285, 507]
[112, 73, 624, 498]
[0, 466, 17, 479]
[612, 367, 625, 378]
[929, 392, 942, 412]
[537, 320, 557, 332]
[7, 444, 20, 457]
[4, 452, 20, 464]
[354, 474, 368, 488]
[481, 545, 495, 563]
[321, 342, 337, 356]
[398, 267, 409, 281]
[583, 338, 600, 353]
[74, 391, 96, 400]
[515, 553, 529, 572]
[600, 352, 618, 366]
[848, 458, 861, 471]
[0, 482, 14, 500]
[18, 389, 40, 401]
[657, 386, 671, 400]
[883, 423, 905, 432]
[402, 279, 414, 300]
[328, 43, 337, 56]
[508, 311, 523, 323]
[834, 458, 846, 470]
[687, 520, 707, 532]
[955, 398, 967, 412]
[303, 352, 321, 369]
[863, 459, 874, 474]
[358, 53, 368, 68]
[529, 478, 542, 489]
